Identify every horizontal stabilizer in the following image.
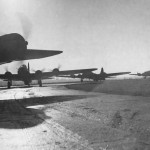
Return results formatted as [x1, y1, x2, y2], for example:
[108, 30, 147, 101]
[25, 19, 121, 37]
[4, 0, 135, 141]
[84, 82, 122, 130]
[130, 74, 142, 76]
[130, 74, 139, 75]
[107, 72, 131, 77]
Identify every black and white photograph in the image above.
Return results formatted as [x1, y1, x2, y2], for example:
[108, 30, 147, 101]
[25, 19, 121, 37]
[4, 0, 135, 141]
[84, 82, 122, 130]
[0, 0, 150, 149]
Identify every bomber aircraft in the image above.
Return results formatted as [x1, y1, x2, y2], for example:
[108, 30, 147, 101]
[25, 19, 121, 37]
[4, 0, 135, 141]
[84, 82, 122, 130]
[0, 33, 62, 65]
[130, 70, 150, 79]
[59, 67, 131, 82]
[0, 63, 97, 88]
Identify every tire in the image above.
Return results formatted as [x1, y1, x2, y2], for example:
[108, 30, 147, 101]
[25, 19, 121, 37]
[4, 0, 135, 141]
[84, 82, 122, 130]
[38, 80, 42, 87]
[7, 81, 11, 89]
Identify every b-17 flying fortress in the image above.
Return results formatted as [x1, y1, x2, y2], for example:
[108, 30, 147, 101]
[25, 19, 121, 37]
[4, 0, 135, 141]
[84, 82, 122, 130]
[1, 1, 150, 149]
[130, 70, 150, 79]
[0, 32, 132, 88]
[59, 67, 131, 82]
[0, 62, 97, 88]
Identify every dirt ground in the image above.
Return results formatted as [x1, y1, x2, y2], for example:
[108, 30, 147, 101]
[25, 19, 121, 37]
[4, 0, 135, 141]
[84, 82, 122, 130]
[0, 83, 150, 150]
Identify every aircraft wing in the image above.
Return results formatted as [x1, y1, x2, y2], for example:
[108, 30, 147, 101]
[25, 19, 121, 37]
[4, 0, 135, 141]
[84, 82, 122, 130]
[22, 49, 62, 60]
[55, 68, 97, 76]
[129, 74, 139, 75]
[106, 72, 131, 77]
[0, 68, 97, 81]
[30, 68, 97, 79]
[0, 74, 20, 81]
[0, 73, 54, 81]
[57, 75, 76, 78]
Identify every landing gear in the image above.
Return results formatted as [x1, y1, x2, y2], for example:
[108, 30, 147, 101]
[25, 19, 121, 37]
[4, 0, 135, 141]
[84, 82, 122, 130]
[7, 80, 12, 89]
[81, 78, 83, 82]
[38, 80, 42, 87]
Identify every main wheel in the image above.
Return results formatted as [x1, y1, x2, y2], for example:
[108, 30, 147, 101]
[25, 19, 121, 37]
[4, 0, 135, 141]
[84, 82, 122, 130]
[7, 81, 11, 89]
[38, 80, 42, 87]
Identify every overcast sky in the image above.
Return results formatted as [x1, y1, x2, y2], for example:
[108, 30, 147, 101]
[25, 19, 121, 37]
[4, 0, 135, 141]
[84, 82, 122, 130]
[0, 0, 150, 74]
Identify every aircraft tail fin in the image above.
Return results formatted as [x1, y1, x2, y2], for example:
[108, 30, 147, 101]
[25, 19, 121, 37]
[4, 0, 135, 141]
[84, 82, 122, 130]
[100, 67, 104, 74]
[28, 62, 30, 73]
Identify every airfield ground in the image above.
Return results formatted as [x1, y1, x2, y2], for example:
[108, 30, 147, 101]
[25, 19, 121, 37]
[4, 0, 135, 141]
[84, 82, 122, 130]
[0, 79, 150, 149]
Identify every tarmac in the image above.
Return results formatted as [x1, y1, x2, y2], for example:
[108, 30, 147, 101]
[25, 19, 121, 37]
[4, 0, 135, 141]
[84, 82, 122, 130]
[0, 82, 150, 150]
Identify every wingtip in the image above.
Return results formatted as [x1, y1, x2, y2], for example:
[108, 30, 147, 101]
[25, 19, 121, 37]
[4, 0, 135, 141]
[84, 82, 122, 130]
[123, 72, 131, 74]
[55, 50, 63, 54]
[91, 68, 98, 71]
[46, 50, 63, 55]
[25, 49, 63, 60]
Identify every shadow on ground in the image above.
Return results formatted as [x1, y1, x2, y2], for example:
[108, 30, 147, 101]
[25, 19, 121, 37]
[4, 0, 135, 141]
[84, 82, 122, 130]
[0, 85, 49, 90]
[0, 94, 95, 129]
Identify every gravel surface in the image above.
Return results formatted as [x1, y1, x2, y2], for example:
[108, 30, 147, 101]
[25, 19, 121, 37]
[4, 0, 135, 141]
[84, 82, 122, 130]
[0, 84, 150, 150]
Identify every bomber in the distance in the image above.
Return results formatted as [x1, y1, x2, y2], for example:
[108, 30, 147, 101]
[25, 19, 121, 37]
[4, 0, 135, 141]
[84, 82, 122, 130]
[59, 67, 131, 82]
[0, 63, 97, 88]
[130, 70, 150, 79]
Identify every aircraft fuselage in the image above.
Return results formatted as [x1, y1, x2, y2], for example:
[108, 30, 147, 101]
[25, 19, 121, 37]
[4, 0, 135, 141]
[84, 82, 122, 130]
[18, 64, 31, 85]
[0, 33, 27, 63]
[81, 72, 106, 81]
[142, 71, 150, 76]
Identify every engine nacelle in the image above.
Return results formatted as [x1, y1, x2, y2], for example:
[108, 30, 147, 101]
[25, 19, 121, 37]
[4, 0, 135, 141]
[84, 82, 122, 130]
[77, 74, 82, 78]
[70, 74, 76, 78]
[35, 70, 42, 80]
[4, 71, 12, 81]
[52, 68, 59, 75]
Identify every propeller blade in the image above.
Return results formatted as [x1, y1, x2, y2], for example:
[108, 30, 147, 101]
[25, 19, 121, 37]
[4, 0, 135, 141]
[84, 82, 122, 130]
[31, 68, 45, 73]
[58, 64, 61, 69]
[41, 68, 45, 72]
[31, 69, 36, 72]
[49, 64, 62, 72]
[16, 12, 32, 40]
[4, 66, 8, 72]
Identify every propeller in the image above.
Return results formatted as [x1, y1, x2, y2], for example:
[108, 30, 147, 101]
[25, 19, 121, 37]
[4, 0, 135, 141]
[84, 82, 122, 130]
[31, 67, 45, 80]
[16, 12, 32, 41]
[70, 74, 76, 78]
[49, 64, 62, 75]
[32, 68, 45, 73]
[3, 66, 12, 80]
[4, 66, 9, 72]
[4, 71, 12, 81]
[50, 64, 61, 71]
[57, 64, 61, 70]
[76, 74, 82, 78]
[35, 70, 43, 80]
